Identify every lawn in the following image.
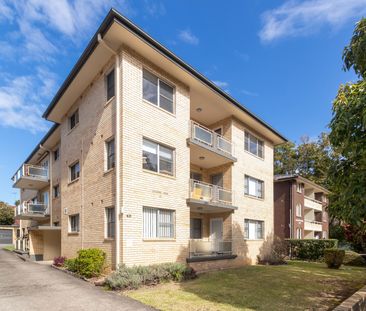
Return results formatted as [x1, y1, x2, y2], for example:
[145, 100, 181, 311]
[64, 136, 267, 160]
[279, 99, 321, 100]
[2, 245, 15, 251]
[125, 261, 366, 311]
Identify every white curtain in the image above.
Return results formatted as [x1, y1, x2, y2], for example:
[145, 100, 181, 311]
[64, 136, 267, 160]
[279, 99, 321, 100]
[143, 207, 157, 238]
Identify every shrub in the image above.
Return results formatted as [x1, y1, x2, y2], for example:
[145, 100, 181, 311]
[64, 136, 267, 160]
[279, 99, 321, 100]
[286, 239, 338, 261]
[53, 256, 66, 267]
[64, 248, 106, 278]
[257, 236, 287, 265]
[105, 262, 196, 290]
[343, 250, 366, 266]
[324, 248, 345, 269]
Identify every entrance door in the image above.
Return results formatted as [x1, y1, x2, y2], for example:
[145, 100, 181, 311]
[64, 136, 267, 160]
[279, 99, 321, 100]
[210, 218, 223, 252]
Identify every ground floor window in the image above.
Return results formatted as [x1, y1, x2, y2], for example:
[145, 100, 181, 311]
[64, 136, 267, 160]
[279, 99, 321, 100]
[244, 219, 264, 240]
[143, 207, 175, 239]
[296, 228, 302, 239]
[69, 214, 80, 233]
[105, 207, 115, 238]
[190, 218, 202, 239]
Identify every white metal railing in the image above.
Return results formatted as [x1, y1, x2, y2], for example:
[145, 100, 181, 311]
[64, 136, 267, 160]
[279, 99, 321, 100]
[190, 121, 233, 156]
[304, 196, 323, 211]
[304, 220, 323, 231]
[189, 239, 232, 257]
[16, 202, 49, 216]
[189, 179, 233, 205]
[12, 164, 48, 184]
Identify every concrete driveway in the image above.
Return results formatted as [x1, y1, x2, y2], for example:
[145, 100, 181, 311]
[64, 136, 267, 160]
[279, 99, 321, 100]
[0, 249, 152, 311]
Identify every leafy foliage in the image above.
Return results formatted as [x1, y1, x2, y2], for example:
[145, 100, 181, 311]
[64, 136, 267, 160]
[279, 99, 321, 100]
[324, 249, 345, 269]
[343, 250, 366, 266]
[105, 263, 196, 290]
[64, 248, 106, 278]
[286, 239, 338, 261]
[0, 201, 14, 225]
[53, 256, 66, 267]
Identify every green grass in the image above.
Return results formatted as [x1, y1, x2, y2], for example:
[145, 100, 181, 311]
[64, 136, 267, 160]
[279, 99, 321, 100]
[2, 245, 15, 251]
[125, 261, 366, 311]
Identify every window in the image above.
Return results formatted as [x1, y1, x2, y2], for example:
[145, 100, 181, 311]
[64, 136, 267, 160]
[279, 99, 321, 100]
[53, 185, 60, 198]
[142, 138, 174, 176]
[244, 219, 264, 240]
[190, 218, 202, 239]
[143, 70, 174, 113]
[143, 207, 175, 239]
[69, 214, 79, 233]
[69, 162, 80, 182]
[54, 148, 59, 161]
[190, 172, 202, 181]
[106, 69, 115, 101]
[296, 183, 303, 193]
[105, 139, 115, 170]
[105, 207, 115, 238]
[296, 203, 302, 217]
[296, 228, 302, 239]
[244, 175, 264, 199]
[323, 231, 327, 239]
[244, 131, 264, 158]
[69, 109, 79, 130]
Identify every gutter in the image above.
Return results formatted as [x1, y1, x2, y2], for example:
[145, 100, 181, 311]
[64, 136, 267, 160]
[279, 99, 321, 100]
[42, 8, 287, 143]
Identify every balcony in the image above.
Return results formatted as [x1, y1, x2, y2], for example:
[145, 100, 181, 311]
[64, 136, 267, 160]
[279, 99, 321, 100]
[187, 179, 237, 212]
[12, 164, 49, 189]
[187, 239, 236, 262]
[304, 197, 323, 211]
[188, 121, 236, 168]
[15, 202, 49, 220]
[304, 220, 322, 232]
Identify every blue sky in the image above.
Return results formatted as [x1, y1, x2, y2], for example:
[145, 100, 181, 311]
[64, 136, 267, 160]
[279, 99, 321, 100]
[0, 0, 364, 204]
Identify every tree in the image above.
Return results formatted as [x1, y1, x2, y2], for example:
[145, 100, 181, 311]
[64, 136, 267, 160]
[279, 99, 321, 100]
[328, 18, 366, 229]
[274, 141, 297, 175]
[0, 201, 15, 225]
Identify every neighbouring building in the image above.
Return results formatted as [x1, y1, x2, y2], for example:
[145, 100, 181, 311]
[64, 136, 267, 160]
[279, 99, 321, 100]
[274, 175, 329, 240]
[12, 9, 287, 271]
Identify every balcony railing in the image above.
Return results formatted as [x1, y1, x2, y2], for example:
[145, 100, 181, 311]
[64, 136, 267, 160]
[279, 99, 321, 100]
[189, 239, 232, 258]
[304, 197, 323, 211]
[12, 164, 48, 185]
[304, 220, 323, 232]
[189, 179, 233, 205]
[16, 202, 49, 217]
[190, 121, 233, 156]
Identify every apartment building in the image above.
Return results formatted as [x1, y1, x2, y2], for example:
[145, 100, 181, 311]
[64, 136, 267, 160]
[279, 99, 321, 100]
[12, 9, 286, 271]
[274, 175, 329, 240]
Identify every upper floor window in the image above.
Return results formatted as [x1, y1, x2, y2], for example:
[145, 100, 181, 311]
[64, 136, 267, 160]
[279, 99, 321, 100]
[296, 183, 303, 193]
[296, 203, 302, 217]
[69, 214, 79, 233]
[53, 184, 60, 198]
[143, 69, 174, 114]
[69, 109, 79, 130]
[69, 161, 80, 182]
[142, 138, 174, 176]
[105, 207, 115, 238]
[296, 228, 302, 239]
[143, 207, 175, 239]
[244, 219, 264, 240]
[105, 138, 115, 170]
[54, 148, 59, 161]
[106, 69, 115, 101]
[244, 175, 264, 199]
[244, 131, 264, 158]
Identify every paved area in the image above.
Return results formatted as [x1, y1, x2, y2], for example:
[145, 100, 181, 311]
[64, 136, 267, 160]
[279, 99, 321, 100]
[0, 249, 152, 311]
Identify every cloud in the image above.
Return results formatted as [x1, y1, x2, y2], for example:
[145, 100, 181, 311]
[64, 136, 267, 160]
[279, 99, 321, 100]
[178, 29, 199, 45]
[235, 50, 249, 62]
[241, 89, 258, 97]
[259, 0, 366, 42]
[213, 80, 229, 88]
[143, 0, 166, 17]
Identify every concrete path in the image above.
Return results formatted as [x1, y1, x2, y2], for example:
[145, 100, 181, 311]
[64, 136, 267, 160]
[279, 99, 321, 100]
[0, 249, 152, 311]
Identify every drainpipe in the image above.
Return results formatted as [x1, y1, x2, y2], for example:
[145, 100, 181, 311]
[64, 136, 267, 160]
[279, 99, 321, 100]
[40, 144, 52, 227]
[98, 34, 121, 268]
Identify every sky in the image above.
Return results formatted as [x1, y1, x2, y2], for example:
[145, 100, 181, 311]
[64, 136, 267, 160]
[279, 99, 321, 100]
[0, 0, 364, 204]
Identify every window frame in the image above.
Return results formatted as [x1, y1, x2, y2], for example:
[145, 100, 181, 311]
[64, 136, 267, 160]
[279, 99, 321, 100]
[142, 138, 175, 177]
[142, 69, 175, 115]
[69, 214, 80, 233]
[244, 219, 264, 240]
[69, 109, 79, 131]
[105, 207, 115, 239]
[296, 228, 302, 239]
[105, 138, 115, 171]
[69, 161, 80, 182]
[244, 131, 264, 159]
[244, 175, 264, 199]
[296, 183, 303, 193]
[142, 207, 176, 240]
[106, 68, 115, 102]
[53, 184, 60, 198]
[296, 203, 302, 217]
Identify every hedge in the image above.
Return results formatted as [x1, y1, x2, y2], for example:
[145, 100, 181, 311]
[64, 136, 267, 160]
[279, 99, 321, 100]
[324, 248, 345, 269]
[286, 239, 338, 261]
[343, 250, 366, 266]
[65, 248, 106, 278]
